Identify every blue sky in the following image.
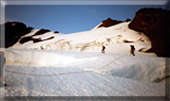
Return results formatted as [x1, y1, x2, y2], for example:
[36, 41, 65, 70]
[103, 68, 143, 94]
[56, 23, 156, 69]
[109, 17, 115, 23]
[5, 5, 165, 34]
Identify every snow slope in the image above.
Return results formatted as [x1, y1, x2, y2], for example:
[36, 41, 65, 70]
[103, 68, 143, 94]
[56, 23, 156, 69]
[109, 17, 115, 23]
[5, 49, 167, 83]
[4, 49, 166, 96]
[2, 8, 170, 96]
[10, 22, 154, 56]
[5, 66, 165, 96]
[3, 20, 168, 95]
[3, 19, 167, 96]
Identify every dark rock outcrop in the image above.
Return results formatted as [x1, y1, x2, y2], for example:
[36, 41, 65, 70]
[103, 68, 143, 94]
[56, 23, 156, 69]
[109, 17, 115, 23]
[125, 18, 131, 22]
[33, 29, 50, 36]
[98, 18, 122, 28]
[54, 31, 59, 33]
[129, 8, 170, 57]
[3, 22, 33, 48]
[19, 36, 33, 44]
[19, 36, 54, 44]
[2, 21, 55, 48]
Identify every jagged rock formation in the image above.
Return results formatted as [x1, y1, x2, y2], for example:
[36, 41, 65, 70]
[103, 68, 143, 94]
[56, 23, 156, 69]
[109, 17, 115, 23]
[3, 22, 58, 48]
[32, 29, 50, 36]
[19, 36, 54, 44]
[97, 18, 122, 28]
[4, 22, 33, 48]
[129, 8, 170, 57]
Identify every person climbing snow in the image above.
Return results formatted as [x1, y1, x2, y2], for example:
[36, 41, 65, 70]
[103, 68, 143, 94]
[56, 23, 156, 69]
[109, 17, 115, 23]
[102, 45, 106, 53]
[130, 45, 135, 56]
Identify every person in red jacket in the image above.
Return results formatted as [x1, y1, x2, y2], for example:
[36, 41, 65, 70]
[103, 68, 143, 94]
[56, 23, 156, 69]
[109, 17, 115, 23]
[102, 45, 106, 53]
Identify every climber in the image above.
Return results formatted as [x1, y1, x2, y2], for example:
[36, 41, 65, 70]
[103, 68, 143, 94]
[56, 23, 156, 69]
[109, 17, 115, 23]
[130, 45, 135, 56]
[102, 45, 106, 53]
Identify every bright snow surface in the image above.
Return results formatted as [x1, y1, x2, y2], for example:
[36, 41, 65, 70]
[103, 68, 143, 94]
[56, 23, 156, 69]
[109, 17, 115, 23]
[2, 49, 167, 96]
[0, 21, 168, 96]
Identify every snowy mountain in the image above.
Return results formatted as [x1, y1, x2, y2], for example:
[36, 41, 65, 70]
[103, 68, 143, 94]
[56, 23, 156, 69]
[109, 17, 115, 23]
[8, 21, 152, 56]
[3, 8, 170, 57]
[2, 8, 170, 96]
